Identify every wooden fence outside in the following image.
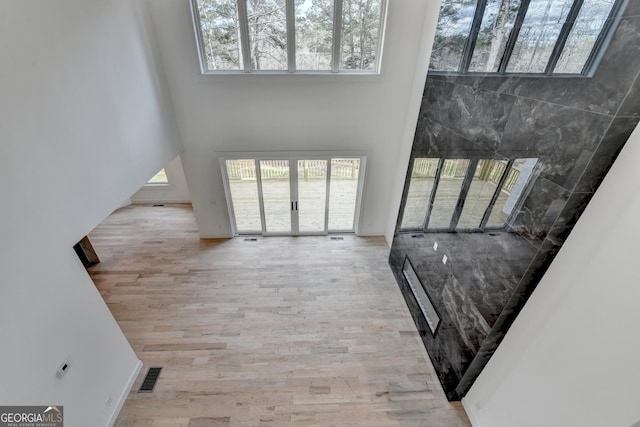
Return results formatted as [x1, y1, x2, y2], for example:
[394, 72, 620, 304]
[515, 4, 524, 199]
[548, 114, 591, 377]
[411, 158, 521, 194]
[226, 159, 360, 181]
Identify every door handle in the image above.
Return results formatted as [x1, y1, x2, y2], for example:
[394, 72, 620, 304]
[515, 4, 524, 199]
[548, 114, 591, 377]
[291, 201, 294, 211]
[295, 201, 298, 211]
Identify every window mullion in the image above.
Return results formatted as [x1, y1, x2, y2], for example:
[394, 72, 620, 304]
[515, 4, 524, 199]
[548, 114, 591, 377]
[237, 0, 252, 72]
[449, 159, 478, 231]
[479, 160, 514, 230]
[286, 0, 296, 72]
[423, 158, 444, 232]
[460, 0, 488, 73]
[497, 0, 532, 73]
[331, 0, 343, 72]
[582, 0, 624, 75]
[396, 158, 414, 232]
[545, 0, 585, 75]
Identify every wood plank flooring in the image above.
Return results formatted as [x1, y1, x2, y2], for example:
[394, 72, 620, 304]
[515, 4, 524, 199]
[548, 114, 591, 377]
[88, 204, 470, 427]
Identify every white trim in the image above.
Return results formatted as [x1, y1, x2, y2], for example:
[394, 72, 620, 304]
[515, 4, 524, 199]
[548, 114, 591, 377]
[375, 0, 389, 74]
[130, 199, 192, 205]
[219, 158, 239, 235]
[352, 156, 366, 235]
[331, 0, 343, 72]
[324, 160, 331, 233]
[237, 0, 251, 72]
[199, 233, 234, 239]
[107, 359, 142, 427]
[191, 0, 387, 75]
[352, 231, 382, 237]
[198, 70, 383, 76]
[461, 398, 481, 427]
[220, 152, 368, 237]
[255, 160, 268, 233]
[189, 0, 209, 74]
[286, 0, 296, 72]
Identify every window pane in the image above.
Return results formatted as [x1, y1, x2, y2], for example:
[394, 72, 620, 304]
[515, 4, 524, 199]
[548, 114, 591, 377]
[260, 160, 291, 233]
[427, 159, 470, 229]
[430, 0, 478, 71]
[297, 160, 327, 232]
[486, 158, 538, 227]
[341, 0, 382, 70]
[196, 0, 242, 70]
[457, 160, 508, 229]
[401, 158, 439, 230]
[469, 0, 522, 72]
[296, 0, 333, 70]
[247, 0, 287, 70]
[147, 168, 168, 184]
[554, 0, 616, 73]
[328, 158, 360, 230]
[506, 0, 573, 73]
[226, 160, 262, 232]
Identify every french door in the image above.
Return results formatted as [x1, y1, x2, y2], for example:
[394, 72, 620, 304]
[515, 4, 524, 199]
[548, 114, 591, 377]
[222, 156, 364, 236]
[400, 157, 538, 232]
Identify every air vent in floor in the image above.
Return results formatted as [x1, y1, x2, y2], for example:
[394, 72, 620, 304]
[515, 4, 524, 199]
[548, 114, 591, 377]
[138, 367, 162, 393]
[330, 236, 344, 240]
[411, 234, 425, 239]
[244, 238, 258, 242]
[152, 204, 165, 207]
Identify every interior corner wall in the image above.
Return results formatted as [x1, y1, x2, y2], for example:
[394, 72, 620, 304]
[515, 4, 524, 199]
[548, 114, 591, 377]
[462, 122, 640, 427]
[0, 0, 181, 425]
[383, 0, 442, 246]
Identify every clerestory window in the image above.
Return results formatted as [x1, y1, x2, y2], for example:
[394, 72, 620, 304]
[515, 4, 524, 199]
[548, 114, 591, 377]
[430, 0, 623, 76]
[191, 0, 387, 74]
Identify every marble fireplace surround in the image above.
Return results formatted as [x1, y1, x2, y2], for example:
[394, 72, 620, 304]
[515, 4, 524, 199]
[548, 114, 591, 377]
[389, 1, 640, 401]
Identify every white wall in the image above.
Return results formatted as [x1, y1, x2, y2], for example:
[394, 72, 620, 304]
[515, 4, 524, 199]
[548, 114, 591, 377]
[384, 0, 442, 244]
[131, 155, 191, 203]
[463, 123, 640, 427]
[0, 0, 182, 425]
[147, 0, 438, 238]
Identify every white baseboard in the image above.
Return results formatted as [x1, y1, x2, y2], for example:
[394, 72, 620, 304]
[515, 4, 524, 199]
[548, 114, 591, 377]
[107, 359, 143, 427]
[130, 199, 192, 204]
[462, 398, 481, 427]
[199, 234, 233, 239]
[354, 232, 384, 237]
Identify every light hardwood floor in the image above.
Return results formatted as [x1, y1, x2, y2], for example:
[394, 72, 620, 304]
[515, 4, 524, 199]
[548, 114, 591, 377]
[88, 204, 470, 427]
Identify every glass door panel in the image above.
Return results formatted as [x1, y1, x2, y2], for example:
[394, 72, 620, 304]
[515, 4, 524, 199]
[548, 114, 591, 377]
[486, 158, 538, 228]
[457, 159, 508, 229]
[401, 158, 439, 230]
[328, 158, 360, 231]
[259, 160, 291, 233]
[297, 160, 328, 233]
[427, 159, 470, 229]
[225, 159, 262, 233]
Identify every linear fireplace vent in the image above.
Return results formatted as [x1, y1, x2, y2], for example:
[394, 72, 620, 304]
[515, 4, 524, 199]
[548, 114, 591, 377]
[402, 256, 441, 336]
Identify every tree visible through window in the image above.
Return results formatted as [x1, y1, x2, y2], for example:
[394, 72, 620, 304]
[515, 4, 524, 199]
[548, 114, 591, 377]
[192, 0, 386, 73]
[430, 0, 621, 75]
[147, 169, 169, 185]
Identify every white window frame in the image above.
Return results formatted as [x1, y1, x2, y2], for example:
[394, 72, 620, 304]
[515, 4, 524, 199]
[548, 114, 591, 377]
[220, 151, 367, 236]
[144, 168, 172, 188]
[190, 0, 388, 75]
